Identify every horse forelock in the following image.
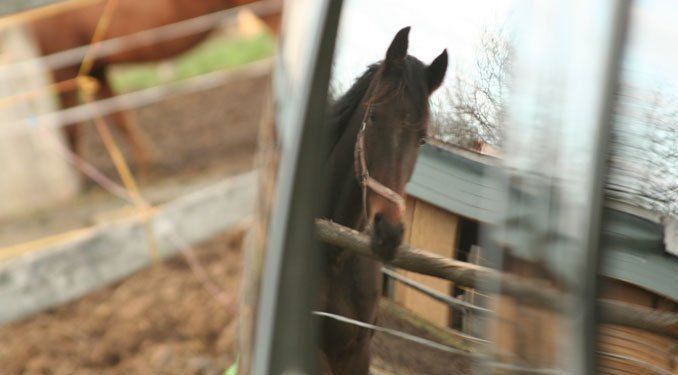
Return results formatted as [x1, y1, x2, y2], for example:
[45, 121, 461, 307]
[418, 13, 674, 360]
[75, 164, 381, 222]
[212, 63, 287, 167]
[329, 56, 429, 137]
[369, 56, 430, 115]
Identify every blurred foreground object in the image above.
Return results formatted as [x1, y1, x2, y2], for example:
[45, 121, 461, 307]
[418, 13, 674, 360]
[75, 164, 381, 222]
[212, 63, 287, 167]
[482, 0, 678, 374]
[24, 0, 282, 177]
[0, 25, 79, 220]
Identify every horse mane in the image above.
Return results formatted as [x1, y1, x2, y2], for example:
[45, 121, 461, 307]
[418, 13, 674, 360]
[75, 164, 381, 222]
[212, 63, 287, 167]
[326, 63, 379, 158]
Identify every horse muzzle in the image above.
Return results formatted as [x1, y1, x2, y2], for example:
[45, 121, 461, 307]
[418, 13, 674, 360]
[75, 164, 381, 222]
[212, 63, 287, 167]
[370, 212, 404, 262]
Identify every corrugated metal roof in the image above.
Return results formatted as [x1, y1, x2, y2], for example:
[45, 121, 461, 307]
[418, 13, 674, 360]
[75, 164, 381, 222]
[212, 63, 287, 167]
[407, 143, 501, 223]
[407, 143, 678, 300]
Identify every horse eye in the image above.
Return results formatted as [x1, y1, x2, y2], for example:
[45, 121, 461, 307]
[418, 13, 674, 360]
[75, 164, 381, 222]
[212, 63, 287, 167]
[369, 111, 377, 123]
[418, 138, 427, 146]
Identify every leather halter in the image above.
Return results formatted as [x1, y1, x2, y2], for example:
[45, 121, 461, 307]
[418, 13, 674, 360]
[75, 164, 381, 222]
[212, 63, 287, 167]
[354, 100, 407, 219]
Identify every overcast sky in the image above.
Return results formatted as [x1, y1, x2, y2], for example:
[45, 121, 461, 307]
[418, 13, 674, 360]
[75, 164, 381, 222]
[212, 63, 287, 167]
[332, 0, 678, 95]
[332, 0, 513, 99]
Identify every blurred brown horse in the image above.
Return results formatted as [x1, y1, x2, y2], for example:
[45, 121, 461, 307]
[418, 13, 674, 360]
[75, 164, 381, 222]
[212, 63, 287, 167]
[29, 0, 281, 177]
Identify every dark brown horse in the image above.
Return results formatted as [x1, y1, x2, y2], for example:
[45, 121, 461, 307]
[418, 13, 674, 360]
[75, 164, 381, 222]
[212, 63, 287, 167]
[320, 27, 447, 374]
[28, 0, 281, 176]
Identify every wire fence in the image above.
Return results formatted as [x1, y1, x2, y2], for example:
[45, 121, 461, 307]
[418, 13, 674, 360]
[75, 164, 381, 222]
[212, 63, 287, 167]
[0, 0, 280, 124]
[3, 58, 271, 137]
[0, 0, 279, 318]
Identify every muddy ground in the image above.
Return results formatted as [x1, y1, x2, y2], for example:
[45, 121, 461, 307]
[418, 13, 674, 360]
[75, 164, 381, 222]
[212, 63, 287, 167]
[0, 68, 469, 374]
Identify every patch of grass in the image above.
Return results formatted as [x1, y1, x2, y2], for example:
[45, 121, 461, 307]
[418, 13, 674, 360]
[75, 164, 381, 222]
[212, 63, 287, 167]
[110, 32, 275, 93]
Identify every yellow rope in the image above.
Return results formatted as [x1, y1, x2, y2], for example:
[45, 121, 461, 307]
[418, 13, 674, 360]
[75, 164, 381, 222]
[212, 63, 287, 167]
[76, 0, 160, 263]
[76, 91, 161, 263]
[0, 227, 94, 262]
[0, 78, 78, 111]
[77, 0, 117, 77]
[0, 204, 161, 262]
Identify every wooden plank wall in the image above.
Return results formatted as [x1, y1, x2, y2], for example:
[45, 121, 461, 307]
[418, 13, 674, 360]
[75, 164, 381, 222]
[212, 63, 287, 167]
[394, 197, 459, 327]
[492, 277, 677, 372]
[489, 260, 561, 367]
[598, 279, 677, 374]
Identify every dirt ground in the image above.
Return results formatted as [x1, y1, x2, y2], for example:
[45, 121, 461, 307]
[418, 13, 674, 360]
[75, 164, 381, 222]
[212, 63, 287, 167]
[0, 233, 470, 375]
[372, 307, 472, 375]
[0, 68, 470, 374]
[0, 231, 245, 375]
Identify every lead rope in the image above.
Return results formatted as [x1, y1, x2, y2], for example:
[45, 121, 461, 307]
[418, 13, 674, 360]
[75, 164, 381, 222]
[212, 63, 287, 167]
[355, 114, 370, 220]
[354, 100, 407, 223]
[77, 0, 160, 263]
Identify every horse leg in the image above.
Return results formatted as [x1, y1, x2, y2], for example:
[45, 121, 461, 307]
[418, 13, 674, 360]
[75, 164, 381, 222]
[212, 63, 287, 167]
[318, 350, 334, 375]
[96, 78, 155, 181]
[56, 86, 93, 186]
[258, 7, 282, 35]
[343, 337, 372, 375]
[323, 330, 372, 375]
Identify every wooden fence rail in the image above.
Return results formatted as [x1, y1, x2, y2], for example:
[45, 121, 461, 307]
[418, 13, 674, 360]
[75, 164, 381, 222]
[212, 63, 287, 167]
[315, 218, 678, 339]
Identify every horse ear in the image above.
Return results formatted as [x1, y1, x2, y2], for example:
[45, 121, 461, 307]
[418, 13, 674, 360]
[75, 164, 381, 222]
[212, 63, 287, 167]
[427, 49, 448, 93]
[385, 26, 410, 65]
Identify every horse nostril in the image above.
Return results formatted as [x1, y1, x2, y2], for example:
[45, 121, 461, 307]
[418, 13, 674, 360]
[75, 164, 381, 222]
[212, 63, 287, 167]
[370, 213, 403, 262]
[374, 213, 384, 225]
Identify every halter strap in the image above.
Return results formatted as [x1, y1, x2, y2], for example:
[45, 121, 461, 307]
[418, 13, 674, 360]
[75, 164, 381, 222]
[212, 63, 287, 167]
[354, 101, 407, 219]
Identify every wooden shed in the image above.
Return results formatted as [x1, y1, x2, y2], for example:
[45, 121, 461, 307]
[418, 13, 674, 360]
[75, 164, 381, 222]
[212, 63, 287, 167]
[391, 142, 497, 329]
[390, 141, 678, 372]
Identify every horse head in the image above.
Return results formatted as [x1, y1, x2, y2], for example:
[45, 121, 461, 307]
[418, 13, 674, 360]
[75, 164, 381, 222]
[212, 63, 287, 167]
[357, 26, 447, 260]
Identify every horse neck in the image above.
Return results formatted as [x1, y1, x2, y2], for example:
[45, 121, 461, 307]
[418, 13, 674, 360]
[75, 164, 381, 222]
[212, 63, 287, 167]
[324, 105, 366, 230]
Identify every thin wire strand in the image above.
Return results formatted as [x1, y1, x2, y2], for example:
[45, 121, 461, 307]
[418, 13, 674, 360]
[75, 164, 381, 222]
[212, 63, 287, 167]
[0, 59, 273, 136]
[313, 311, 472, 356]
[168, 230, 236, 309]
[33, 121, 134, 203]
[381, 267, 494, 318]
